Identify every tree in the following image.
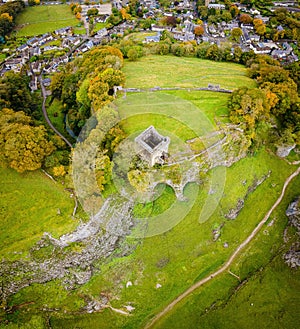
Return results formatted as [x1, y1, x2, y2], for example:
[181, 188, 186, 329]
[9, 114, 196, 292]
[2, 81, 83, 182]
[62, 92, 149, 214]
[253, 18, 266, 36]
[194, 25, 204, 36]
[50, 71, 66, 100]
[228, 87, 270, 131]
[256, 65, 290, 85]
[0, 109, 54, 173]
[0, 0, 25, 37]
[127, 48, 139, 61]
[76, 78, 91, 109]
[100, 68, 125, 92]
[87, 8, 98, 16]
[61, 73, 81, 108]
[230, 5, 239, 17]
[261, 80, 298, 117]
[128, 169, 151, 193]
[231, 27, 242, 42]
[120, 7, 131, 20]
[88, 76, 112, 111]
[162, 16, 178, 27]
[53, 165, 66, 177]
[95, 153, 112, 191]
[233, 46, 242, 63]
[206, 44, 222, 61]
[239, 13, 252, 24]
[0, 71, 40, 119]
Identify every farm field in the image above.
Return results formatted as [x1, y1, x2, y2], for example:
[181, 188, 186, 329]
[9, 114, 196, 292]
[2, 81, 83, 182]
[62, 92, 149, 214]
[15, 5, 79, 37]
[2, 55, 299, 329]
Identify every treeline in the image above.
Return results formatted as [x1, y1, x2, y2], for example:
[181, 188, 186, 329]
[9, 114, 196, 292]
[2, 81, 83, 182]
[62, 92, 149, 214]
[49, 45, 127, 189]
[113, 33, 256, 65]
[0, 0, 25, 40]
[228, 57, 299, 152]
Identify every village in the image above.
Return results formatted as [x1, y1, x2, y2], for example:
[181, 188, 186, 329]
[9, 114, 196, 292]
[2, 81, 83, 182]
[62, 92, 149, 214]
[0, 0, 299, 92]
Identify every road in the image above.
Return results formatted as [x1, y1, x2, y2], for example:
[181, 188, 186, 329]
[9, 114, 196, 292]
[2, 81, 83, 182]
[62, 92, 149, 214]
[38, 75, 73, 148]
[144, 165, 300, 329]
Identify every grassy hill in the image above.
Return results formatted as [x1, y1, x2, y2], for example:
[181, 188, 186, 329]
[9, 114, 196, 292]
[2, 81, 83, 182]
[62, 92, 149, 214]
[2, 56, 299, 329]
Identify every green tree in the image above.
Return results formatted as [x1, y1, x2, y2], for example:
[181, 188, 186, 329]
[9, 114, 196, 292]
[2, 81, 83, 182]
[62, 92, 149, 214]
[231, 27, 243, 42]
[206, 44, 222, 61]
[127, 48, 139, 61]
[0, 72, 35, 115]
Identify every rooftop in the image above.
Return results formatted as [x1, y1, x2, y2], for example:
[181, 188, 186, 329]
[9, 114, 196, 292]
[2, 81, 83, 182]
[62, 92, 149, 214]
[135, 126, 169, 153]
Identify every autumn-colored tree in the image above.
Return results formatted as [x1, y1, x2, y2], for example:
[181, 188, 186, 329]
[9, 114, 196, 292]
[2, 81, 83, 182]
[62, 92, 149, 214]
[0, 109, 55, 173]
[239, 13, 252, 24]
[256, 65, 290, 85]
[162, 15, 178, 27]
[100, 68, 125, 91]
[0, 0, 24, 37]
[120, 7, 131, 20]
[194, 25, 204, 36]
[228, 87, 270, 131]
[253, 18, 266, 36]
[0, 13, 13, 23]
[88, 76, 112, 111]
[261, 79, 298, 117]
[53, 165, 66, 177]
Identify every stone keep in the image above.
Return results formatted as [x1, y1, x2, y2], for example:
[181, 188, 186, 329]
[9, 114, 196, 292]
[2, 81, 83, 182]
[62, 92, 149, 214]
[135, 126, 170, 166]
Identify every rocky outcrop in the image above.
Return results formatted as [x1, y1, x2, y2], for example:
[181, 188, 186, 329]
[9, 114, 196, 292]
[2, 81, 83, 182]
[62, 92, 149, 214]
[283, 244, 300, 268]
[276, 144, 296, 158]
[0, 196, 135, 300]
[284, 197, 300, 269]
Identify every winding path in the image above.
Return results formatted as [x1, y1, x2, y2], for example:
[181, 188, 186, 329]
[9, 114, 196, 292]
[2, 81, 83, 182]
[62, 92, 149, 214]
[39, 75, 73, 148]
[145, 166, 300, 329]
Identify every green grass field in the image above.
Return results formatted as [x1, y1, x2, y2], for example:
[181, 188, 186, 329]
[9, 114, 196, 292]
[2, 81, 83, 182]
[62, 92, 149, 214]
[15, 5, 79, 37]
[153, 174, 300, 329]
[123, 55, 257, 90]
[0, 167, 81, 260]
